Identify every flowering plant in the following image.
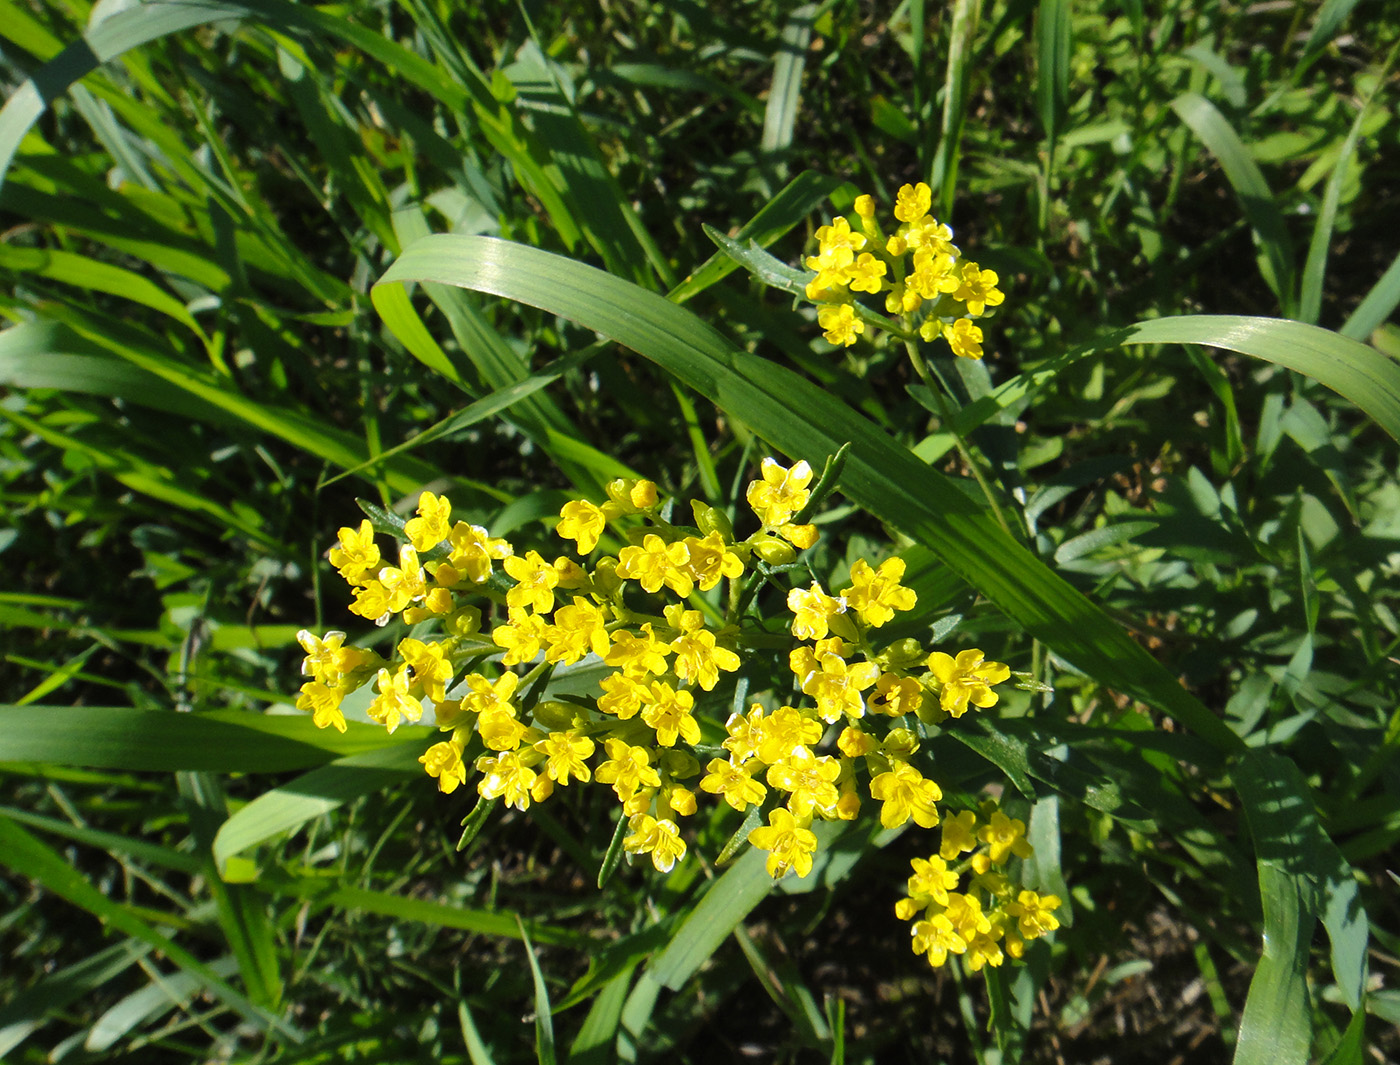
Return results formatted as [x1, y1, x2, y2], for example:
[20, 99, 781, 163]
[297, 449, 1059, 972]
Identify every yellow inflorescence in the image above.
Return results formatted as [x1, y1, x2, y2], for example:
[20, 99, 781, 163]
[898, 805, 1062, 971]
[805, 182, 1005, 357]
[296, 459, 1054, 970]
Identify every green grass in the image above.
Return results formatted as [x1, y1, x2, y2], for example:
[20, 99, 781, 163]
[2, 1, 1399, 1062]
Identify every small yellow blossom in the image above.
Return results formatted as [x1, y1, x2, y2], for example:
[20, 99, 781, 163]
[940, 317, 985, 360]
[623, 814, 687, 873]
[397, 637, 454, 703]
[420, 738, 468, 793]
[699, 757, 767, 811]
[328, 520, 380, 585]
[948, 261, 1005, 317]
[817, 303, 863, 347]
[534, 729, 595, 785]
[595, 738, 662, 804]
[475, 750, 539, 811]
[1006, 890, 1062, 939]
[893, 182, 933, 224]
[641, 681, 701, 747]
[504, 550, 559, 613]
[745, 457, 812, 528]
[978, 810, 1033, 865]
[296, 681, 347, 733]
[869, 759, 942, 829]
[557, 499, 607, 554]
[841, 557, 917, 628]
[911, 913, 968, 968]
[940, 810, 980, 859]
[926, 648, 1010, 716]
[786, 582, 846, 641]
[604, 624, 671, 678]
[617, 534, 692, 596]
[748, 807, 818, 879]
[367, 666, 423, 733]
[404, 492, 452, 553]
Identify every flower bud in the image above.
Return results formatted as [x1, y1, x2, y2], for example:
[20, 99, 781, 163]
[750, 534, 796, 566]
[879, 638, 926, 669]
[530, 700, 577, 730]
[690, 499, 735, 540]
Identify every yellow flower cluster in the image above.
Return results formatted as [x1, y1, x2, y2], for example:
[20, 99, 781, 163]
[897, 805, 1061, 970]
[294, 456, 1054, 968]
[805, 182, 1005, 358]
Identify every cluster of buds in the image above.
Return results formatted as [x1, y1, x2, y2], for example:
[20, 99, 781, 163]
[805, 181, 1005, 358]
[293, 455, 1057, 971]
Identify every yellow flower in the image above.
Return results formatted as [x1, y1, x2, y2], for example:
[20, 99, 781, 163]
[328, 520, 380, 585]
[492, 610, 550, 666]
[475, 750, 539, 811]
[447, 521, 512, 584]
[1006, 890, 1062, 939]
[748, 807, 818, 879]
[978, 810, 1033, 865]
[557, 499, 607, 554]
[604, 623, 671, 678]
[367, 666, 423, 733]
[683, 531, 744, 591]
[895, 855, 961, 919]
[420, 738, 468, 794]
[297, 629, 347, 685]
[817, 303, 863, 347]
[544, 596, 611, 665]
[846, 252, 887, 294]
[869, 759, 942, 829]
[911, 913, 967, 968]
[504, 550, 559, 613]
[868, 673, 924, 718]
[893, 182, 933, 224]
[765, 745, 842, 819]
[617, 534, 692, 596]
[640, 681, 700, 747]
[786, 582, 845, 641]
[841, 557, 917, 628]
[940, 317, 985, 360]
[800, 650, 881, 723]
[597, 672, 648, 719]
[397, 637, 454, 703]
[699, 757, 767, 811]
[595, 738, 662, 804]
[745, 457, 813, 528]
[756, 705, 823, 764]
[926, 648, 1010, 716]
[940, 810, 980, 859]
[534, 729, 595, 785]
[404, 491, 452, 553]
[669, 617, 740, 692]
[623, 814, 687, 873]
[948, 261, 1005, 317]
[296, 681, 346, 733]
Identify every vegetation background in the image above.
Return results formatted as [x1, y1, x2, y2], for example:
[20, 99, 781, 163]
[1, 0, 1398, 1062]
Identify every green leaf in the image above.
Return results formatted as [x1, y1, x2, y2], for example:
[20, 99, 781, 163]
[0, 942, 150, 1059]
[517, 916, 558, 1065]
[760, 4, 814, 155]
[211, 743, 426, 873]
[1121, 315, 1400, 445]
[1170, 93, 1296, 314]
[0, 706, 409, 772]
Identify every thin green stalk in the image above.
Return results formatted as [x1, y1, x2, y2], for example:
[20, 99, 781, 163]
[903, 339, 1015, 538]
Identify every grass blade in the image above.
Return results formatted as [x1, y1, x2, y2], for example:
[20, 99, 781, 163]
[1121, 315, 1400, 444]
[0, 706, 409, 772]
[1171, 92, 1296, 315]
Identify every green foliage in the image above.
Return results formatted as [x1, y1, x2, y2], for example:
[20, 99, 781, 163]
[2, 0, 1398, 1063]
